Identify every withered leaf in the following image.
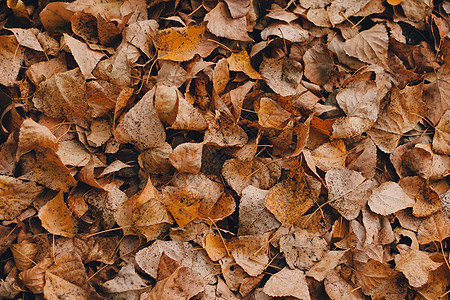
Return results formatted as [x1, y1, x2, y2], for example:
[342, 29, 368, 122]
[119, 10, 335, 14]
[260, 56, 304, 97]
[0, 35, 24, 87]
[368, 182, 415, 215]
[263, 267, 311, 300]
[38, 192, 75, 238]
[231, 232, 270, 276]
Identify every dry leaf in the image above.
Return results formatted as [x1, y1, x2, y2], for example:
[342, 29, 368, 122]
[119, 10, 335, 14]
[26, 54, 67, 86]
[231, 232, 270, 276]
[398, 176, 441, 217]
[222, 157, 281, 196]
[362, 208, 394, 245]
[204, 232, 228, 261]
[17, 118, 58, 160]
[227, 50, 261, 79]
[170, 91, 208, 131]
[102, 264, 147, 293]
[433, 109, 450, 155]
[169, 143, 203, 174]
[394, 247, 442, 287]
[256, 97, 291, 129]
[305, 250, 347, 281]
[303, 44, 334, 85]
[114, 88, 166, 150]
[265, 167, 315, 225]
[260, 56, 304, 97]
[0, 35, 24, 87]
[263, 267, 311, 300]
[224, 0, 251, 18]
[20, 149, 77, 193]
[154, 84, 178, 126]
[327, 0, 371, 25]
[205, 2, 252, 42]
[325, 168, 375, 220]
[324, 270, 365, 300]
[260, 22, 310, 43]
[238, 185, 280, 235]
[344, 24, 388, 67]
[63, 34, 104, 79]
[138, 143, 173, 174]
[11, 241, 39, 271]
[38, 192, 75, 238]
[213, 58, 230, 94]
[368, 182, 415, 215]
[86, 119, 111, 148]
[280, 228, 328, 270]
[204, 113, 248, 147]
[417, 212, 450, 244]
[311, 140, 347, 171]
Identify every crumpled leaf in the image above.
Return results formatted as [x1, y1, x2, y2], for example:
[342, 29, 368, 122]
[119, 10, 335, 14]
[358, 259, 405, 297]
[325, 168, 375, 220]
[311, 140, 347, 172]
[261, 22, 310, 43]
[256, 97, 291, 129]
[63, 34, 104, 79]
[303, 44, 334, 85]
[305, 250, 348, 281]
[38, 192, 75, 238]
[17, 118, 58, 160]
[205, 2, 252, 42]
[433, 109, 450, 155]
[102, 263, 147, 293]
[169, 142, 203, 174]
[114, 88, 166, 150]
[238, 185, 280, 235]
[227, 50, 261, 79]
[263, 267, 311, 300]
[204, 113, 248, 147]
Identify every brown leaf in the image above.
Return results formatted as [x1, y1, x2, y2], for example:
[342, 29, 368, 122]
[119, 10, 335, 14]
[303, 44, 334, 85]
[204, 232, 228, 261]
[102, 264, 147, 293]
[224, 0, 251, 18]
[416, 263, 450, 300]
[265, 167, 315, 225]
[238, 185, 280, 235]
[260, 22, 310, 43]
[395, 247, 442, 287]
[305, 250, 348, 281]
[260, 56, 304, 97]
[38, 192, 75, 238]
[154, 84, 178, 126]
[327, 0, 371, 25]
[20, 149, 76, 192]
[32, 68, 91, 125]
[0, 175, 44, 220]
[114, 88, 166, 150]
[324, 270, 365, 300]
[18, 258, 53, 294]
[280, 228, 328, 270]
[170, 91, 208, 131]
[227, 50, 261, 79]
[26, 54, 67, 86]
[213, 58, 230, 95]
[417, 212, 450, 244]
[433, 109, 450, 155]
[344, 24, 388, 67]
[204, 113, 248, 147]
[17, 118, 58, 159]
[325, 168, 375, 220]
[63, 34, 104, 79]
[0, 35, 24, 87]
[263, 267, 311, 300]
[11, 241, 39, 271]
[362, 207, 394, 245]
[368, 182, 415, 215]
[205, 2, 252, 42]
[311, 140, 347, 172]
[169, 142, 203, 174]
[399, 176, 441, 217]
[231, 232, 270, 276]
[256, 97, 291, 129]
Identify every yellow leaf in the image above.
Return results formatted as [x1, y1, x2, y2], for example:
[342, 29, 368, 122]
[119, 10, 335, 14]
[387, 0, 403, 5]
[227, 50, 261, 79]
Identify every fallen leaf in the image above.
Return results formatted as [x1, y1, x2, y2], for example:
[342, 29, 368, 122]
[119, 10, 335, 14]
[114, 88, 166, 150]
[325, 168, 375, 220]
[265, 167, 315, 225]
[324, 270, 366, 300]
[138, 143, 173, 174]
[17, 118, 58, 160]
[303, 44, 334, 85]
[344, 24, 388, 67]
[305, 250, 348, 281]
[417, 212, 450, 244]
[204, 232, 228, 261]
[224, 0, 251, 18]
[101, 264, 147, 293]
[227, 50, 261, 79]
[213, 58, 230, 95]
[327, 0, 371, 25]
[205, 2, 252, 42]
[0, 35, 24, 87]
[368, 182, 415, 215]
[11, 241, 39, 271]
[362, 208, 395, 245]
[398, 176, 441, 217]
[260, 22, 310, 43]
[395, 247, 442, 287]
[63, 34, 104, 79]
[260, 56, 304, 97]
[433, 109, 450, 155]
[256, 97, 291, 129]
[38, 192, 75, 238]
[311, 140, 347, 172]
[231, 232, 270, 276]
[204, 113, 248, 147]
[86, 119, 111, 148]
[170, 91, 208, 131]
[238, 185, 280, 235]
[26, 54, 67, 86]
[280, 228, 328, 270]
[169, 142, 203, 174]
[263, 267, 311, 300]
[154, 84, 178, 126]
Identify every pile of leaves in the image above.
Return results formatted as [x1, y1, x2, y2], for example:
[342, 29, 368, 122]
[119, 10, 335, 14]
[0, 0, 449, 298]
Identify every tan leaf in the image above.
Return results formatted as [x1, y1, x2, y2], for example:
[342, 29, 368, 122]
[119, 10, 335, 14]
[154, 24, 216, 61]
[204, 113, 248, 147]
[303, 44, 334, 85]
[231, 232, 270, 276]
[220, 256, 248, 291]
[124, 20, 159, 58]
[32, 68, 91, 125]
[263, 267, 311, 300]
[395, 247, 442, 287]
[399, 176, 441, 217]
[154, 84, 178, 126]
[205, 2, 252, 42]
[307, 8, 332, 27]
[8, 28, 44, 51]
[86, 119, 111, 148]
[20, 149, 77, 193]
[0, 176, 44, 220]
[324, 270, 365, 300]
[362, 207, 394, 245]
[368, 182, 415, 215]
[17, 118, 58, 160]
[206, 192, 236, 223]
[56, 140, 99, 167]
[18, 258, 53, 294]
[238, 185, 280, 235]
[265, 167, 315, 225]
[280, 228, 328, 270]
[327, 0, 371, 25]
[224, 0, 251, 18]
[433, 110, 450, 155]
[345, 138, 377, 179]
[401, 0, 433, 22]
[266, 3, 298, 22]
[416, 263, 450, 300]
[169, 142, 203, 174]
[311, 140, 347, 172]
[85, 80, 124, 118]
[213, 58, 230, 94]
[325, 168, 375, 220]
[11, 241, 39, 271]
[102, 264, 147, 293]
[256, 97, 291, 129]
[0, 35, 24, 87]
[222, 157, 281, 196]
[38, 192, 75, 238]
[260, 22, 310, 43]
[417, 212, 450, 244]
[344, 24, 388, 67]
[63, 34, 104, 79]
[305, 250, 348, 281]
[260, 56, 304, 97]
[138, 143, 173, 174]
[227, 50, 261, 79]
[114, 88, 166, 150]
[204, 232, 228, 261]
[26, 54, 67, 86]
[358, 259, 402, 296]
[143, 267, 205, 300]
[170, 91, 208, 131]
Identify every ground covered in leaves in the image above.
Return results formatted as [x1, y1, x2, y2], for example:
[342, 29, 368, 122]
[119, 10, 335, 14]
[0, 0, 449, 299]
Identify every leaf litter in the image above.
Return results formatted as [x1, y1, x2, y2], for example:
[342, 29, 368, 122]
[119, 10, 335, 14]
[0, 0, 449, 299]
